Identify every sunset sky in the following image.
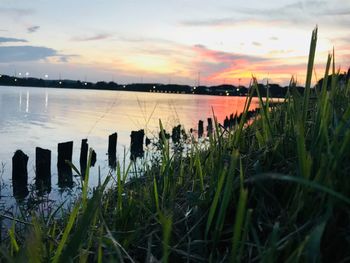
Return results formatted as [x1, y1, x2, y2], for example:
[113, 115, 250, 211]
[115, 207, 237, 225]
[0, 0, 349, 86]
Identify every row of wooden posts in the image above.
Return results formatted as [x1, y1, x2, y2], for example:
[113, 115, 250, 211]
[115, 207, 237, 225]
[11, 112, 259, 199]
[12, 130, 145, 199]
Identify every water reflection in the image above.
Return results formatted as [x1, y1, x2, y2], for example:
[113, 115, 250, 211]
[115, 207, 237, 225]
[25, 90, 29, 113]
[19, 91, 22, 111]
[45, 90, 48, 110]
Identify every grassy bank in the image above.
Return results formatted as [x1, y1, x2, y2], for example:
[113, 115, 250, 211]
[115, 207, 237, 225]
[1, 27, 350, 262]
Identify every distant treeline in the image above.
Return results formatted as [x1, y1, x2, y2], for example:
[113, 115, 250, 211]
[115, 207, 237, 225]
[0, 69, 349, 97]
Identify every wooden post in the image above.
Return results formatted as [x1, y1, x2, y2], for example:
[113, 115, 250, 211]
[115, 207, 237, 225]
[145, 137, 151, 146]
[207, 118, 213, 136]
[130, 129, 144, 160]
[172, 125, 181, 144]
[57, 141, 73, 188]
[12, 150, 29, 198]
[223, 116, 229, 129]
[35, 147, 51, 193]
[198, 120, 204, 138]
[91, 150, 97, 167]
[229, 114, 234, 128]
[108, 132, 117, 167]
[80, 139, 88, 176]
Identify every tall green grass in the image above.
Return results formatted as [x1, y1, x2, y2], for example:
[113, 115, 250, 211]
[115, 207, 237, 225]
[1, 27, 350, 262]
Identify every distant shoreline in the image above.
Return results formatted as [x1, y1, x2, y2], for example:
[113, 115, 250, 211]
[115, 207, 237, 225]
[0, 74, 297, 98]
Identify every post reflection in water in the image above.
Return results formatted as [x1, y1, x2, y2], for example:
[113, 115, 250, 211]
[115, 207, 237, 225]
[45, 90, 48, 110]
[19, 90, 22, 111]
[25, 90, 29, 113]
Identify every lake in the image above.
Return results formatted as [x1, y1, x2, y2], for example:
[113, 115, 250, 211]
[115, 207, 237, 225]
[0, 86, 259, 207]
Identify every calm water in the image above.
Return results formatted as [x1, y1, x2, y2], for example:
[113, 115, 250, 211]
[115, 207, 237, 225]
[0, 86, 259, 205]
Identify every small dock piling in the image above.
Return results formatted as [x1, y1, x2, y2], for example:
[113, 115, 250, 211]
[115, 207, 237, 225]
[108, 133, 117, 167]
[35, 147, 51, 193]
[57, 141, 73, 188]
[12, 150, 29, 198]
[130, 129, 144, 160]
[207, 118, 213, 136]
[80, 139, 88, 176]
[198, 120, 204, 138]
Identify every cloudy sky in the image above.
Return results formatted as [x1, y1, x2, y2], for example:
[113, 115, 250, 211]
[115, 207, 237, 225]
[0, 0, 349, 85]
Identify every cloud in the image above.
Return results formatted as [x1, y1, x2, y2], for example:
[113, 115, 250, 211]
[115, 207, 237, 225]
[0, 37, 27, 43]
[57, 54, 79, 63]
[181, 17, 239, 27]
[0, 46, 57, 63]
[192, 44, 267, 80]
[0, 8, 34, 16]
[27, 26, 40, 33]
[181, 1, 350, 28]
[237, 1, 350, 22]
[252, 41, 261, 46]
[193, 44, 265, 63]
[72, 33, 112, 41]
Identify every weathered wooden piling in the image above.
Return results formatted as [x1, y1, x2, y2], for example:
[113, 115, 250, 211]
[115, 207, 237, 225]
[108, 133, 117, 167]
[198, 120, 204, 138]
[207, 118, 213, 136]
[35, 147, 51, 193]
[130, 129, 144, 160]
[229, 114, 234, 128]
[12, 150, 29, 198]
[57, 141, 73, 188]
[172, 125, 181, 144]
[145, 137, 151, 146]
[223, 116, 230, 129]
[80, 139, 88, 175]
[91, 150, 97, 167]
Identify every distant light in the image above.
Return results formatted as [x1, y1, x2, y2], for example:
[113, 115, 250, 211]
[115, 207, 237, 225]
[59, 81, 62, 84]
[226, 93, 229, 96]
[14, 78, 17, 82]
[18, 72, 22, 76]
[123, 85, 126, 88]
[193, 86, 197, 90]
[0, 75, 2, 78]
[236, 88, 239, 92]
[84, 82, 87, 85]
[153, 86, 156, 89]
[45, 74, 49, 78]
[25, 72, 29, 76]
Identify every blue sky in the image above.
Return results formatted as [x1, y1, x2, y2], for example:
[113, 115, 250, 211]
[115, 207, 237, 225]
[0, 0, 349, 85]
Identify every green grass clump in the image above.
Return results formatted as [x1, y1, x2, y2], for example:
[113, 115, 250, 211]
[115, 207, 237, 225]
[1, 27, 350, 262]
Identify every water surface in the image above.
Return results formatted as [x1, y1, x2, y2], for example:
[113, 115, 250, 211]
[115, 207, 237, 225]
[0, 86, 259, 204]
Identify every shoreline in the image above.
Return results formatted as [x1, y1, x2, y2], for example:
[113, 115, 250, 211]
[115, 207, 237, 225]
[0, 74, 296, 98]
